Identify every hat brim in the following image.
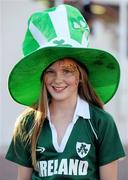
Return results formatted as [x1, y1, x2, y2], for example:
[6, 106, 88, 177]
[8, 46, 120, 106]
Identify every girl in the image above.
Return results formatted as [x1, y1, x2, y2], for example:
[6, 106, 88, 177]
[6, 4, 125, 180]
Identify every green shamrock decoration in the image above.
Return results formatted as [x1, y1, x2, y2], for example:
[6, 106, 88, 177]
[71, 17, 89, 33]
[53, 39, 72, 47]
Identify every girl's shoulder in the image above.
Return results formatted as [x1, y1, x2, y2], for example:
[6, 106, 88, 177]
[89, 103, 113, 120]
[89, 103, 115, 127]
[88, 104, 119, 143]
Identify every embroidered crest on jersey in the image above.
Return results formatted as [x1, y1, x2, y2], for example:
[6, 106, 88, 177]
[76, 142, 91, 158]
[36, 146, 45, 153]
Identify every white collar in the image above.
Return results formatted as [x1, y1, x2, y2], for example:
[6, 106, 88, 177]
[47, 96, 90, 124]
[74, 96, 90, 120]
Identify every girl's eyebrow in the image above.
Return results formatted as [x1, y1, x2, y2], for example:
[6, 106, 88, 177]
[61, 64, 78, 71]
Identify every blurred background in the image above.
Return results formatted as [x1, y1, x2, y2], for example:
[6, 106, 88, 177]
[0, 0, 128, 179]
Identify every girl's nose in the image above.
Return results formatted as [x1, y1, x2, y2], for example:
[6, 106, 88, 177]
[54, 73, 64, 84]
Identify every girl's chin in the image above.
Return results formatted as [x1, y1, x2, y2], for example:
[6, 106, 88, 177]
[51, 94, 70, 101]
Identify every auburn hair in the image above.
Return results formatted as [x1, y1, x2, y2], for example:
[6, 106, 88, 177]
[13, 58, 104, 168]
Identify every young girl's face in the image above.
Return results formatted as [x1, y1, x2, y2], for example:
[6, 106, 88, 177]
[44, 59, 80, 102]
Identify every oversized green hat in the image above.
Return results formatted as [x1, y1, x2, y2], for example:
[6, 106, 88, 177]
[8, 4, 120, 106]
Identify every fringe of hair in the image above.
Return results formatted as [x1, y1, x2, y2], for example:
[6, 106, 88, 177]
[76, 64, 103, 109]
[31, 84, 48, 168]
[13, 84, 48, 168]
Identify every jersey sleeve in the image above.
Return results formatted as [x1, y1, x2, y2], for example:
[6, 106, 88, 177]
[5, 115, 34, 167]
[97, 112, 125, 166]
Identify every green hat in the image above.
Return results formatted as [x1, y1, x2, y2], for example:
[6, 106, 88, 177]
[8, 4, 120, 106]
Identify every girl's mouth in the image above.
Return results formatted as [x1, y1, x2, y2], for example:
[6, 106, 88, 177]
[52, 86, 67, 92]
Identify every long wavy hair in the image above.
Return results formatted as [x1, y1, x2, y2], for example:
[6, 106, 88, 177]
[13, 58, 104, 168]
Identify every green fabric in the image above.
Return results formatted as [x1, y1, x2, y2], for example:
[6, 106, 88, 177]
[8, 4, 120, 106]
[23, 27, 39, 56]
[66, 5, 89, 44]
[6, 104, 125, 179]
[23, 12, 57, 57]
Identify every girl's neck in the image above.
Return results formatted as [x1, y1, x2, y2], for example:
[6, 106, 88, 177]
[50, 95, 77, 113]
[49, 95, 78, 122]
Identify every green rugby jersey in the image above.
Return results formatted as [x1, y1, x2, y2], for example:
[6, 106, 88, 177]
[6, 101, 125, 180]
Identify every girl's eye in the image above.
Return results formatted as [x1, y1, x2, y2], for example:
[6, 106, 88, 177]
[45, 69, 55, 74]
[63, 69, 72, 74]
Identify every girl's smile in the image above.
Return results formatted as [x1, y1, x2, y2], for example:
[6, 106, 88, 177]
[51, 86, 68, 93]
